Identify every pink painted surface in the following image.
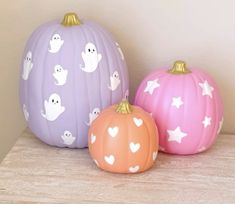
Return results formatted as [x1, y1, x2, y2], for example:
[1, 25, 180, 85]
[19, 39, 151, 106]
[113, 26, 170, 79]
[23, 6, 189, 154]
[134, 68, 224, 155]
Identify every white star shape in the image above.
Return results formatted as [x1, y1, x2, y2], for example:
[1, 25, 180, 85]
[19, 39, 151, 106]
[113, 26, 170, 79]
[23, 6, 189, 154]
[144, 79, 160, 95]
[171, 97, 183, 109]
[167, 126, 187, 143]
[199, 80, 214, 98]
[217, 117, 224, 134]
[197, 146, 206, 153]
[202, 116, 211, 128]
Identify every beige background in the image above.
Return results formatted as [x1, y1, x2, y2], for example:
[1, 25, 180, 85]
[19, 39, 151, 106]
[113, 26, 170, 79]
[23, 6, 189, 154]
[0, 0, 234, 161]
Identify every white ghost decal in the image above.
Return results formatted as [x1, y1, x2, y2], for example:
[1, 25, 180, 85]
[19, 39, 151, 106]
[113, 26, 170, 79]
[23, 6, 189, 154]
[61, 131, 75, 146]
[53, 64, 68, 86]
[22, 51, 33, 80]
[49, 34, 64, 53]
[41, 93, 65, 121]
[108, 71, 121, 91]
[115, 42, 124, 60]
[81, 43, 102, 73]
[86, 108, 100, 126]
[23, 104, 29, 121]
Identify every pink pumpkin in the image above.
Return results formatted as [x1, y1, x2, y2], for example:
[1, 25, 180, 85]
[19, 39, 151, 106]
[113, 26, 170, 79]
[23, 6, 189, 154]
[134, 61, 224, 155]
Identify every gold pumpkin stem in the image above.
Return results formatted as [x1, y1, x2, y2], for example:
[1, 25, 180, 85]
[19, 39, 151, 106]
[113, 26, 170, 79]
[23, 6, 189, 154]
[61, 12, 82, 26]
[116, 100, 132, 114]
[168, 60, 191, 74]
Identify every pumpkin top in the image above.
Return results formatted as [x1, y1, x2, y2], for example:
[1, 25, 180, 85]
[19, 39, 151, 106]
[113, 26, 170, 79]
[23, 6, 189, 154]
[61, 12, 82, 26]
[168, 60, 191, 74]
[115, 100, 132, 114]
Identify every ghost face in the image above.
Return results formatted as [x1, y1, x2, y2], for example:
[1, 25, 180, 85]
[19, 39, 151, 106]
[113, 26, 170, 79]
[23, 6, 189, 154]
[41, 93, 65, 121]
[53, 64, 68, 86]
[54, 65, 63, 73]
[22, 51, 33, 80]
[81, 42, 102, 73]
[52, 34, 62, 41]
[86, 108, 100, 126]
[85, 43, 97, 55]
[25, 51, 32, 62]
[48, 93, 61, 106]
[64, 131, 72, 137]
[112, 71, 119, 79]
[92, 108, 100, 117]
[108, 70, 121, 91]
[49, 34, 64, 53]
[61, 130, 75, 146]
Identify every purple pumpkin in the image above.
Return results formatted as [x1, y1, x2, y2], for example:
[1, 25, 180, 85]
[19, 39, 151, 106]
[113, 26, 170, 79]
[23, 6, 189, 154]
[20, 13, 129, 148]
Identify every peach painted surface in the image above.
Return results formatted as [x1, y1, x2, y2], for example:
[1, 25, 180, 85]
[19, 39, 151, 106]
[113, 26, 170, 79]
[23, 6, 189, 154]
[88, 105, 158, 174]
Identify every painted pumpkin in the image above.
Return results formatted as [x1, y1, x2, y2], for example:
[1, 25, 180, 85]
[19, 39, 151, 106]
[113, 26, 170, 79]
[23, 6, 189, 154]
[88, 100, 159, 174]
[19, 13, 129, 148]
[134, 61, 223, 155]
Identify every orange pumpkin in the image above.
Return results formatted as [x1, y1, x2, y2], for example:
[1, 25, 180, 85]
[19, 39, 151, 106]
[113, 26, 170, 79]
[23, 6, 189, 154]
[88, 100, 159, 174]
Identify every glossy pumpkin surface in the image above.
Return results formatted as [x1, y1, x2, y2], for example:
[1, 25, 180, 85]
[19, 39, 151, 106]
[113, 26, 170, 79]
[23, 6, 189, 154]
[20, 13, 129, 148]
[88, 101, 159, 174]
[135, 61, 224, 155]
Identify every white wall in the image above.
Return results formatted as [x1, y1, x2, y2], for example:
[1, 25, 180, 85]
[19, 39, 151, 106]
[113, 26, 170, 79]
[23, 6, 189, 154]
[1, 0, 234, 160]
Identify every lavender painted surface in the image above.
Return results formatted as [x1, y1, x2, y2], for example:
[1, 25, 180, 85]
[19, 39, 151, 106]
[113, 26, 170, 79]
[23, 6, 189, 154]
[20, 19, 129, 148]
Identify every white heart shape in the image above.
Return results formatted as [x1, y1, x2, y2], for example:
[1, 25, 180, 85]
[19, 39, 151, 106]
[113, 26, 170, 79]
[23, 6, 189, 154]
[129, 142, 141, 153]
[129, 165, 140, 173]
[104, 155, 115, 165]
[93, 159, 99, 167]
[91, 133, 96, 144]
[152, 151, 158, 161]
[108, 126, 119, 137]
[133, 117, 143, 127]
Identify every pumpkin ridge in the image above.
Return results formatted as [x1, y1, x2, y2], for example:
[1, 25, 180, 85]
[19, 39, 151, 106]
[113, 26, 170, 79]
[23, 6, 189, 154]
[97, 25, 127, 99]
[78, 23, 94, 145]
[195, 72, 210, 151]
[198, 72, 218, 149]
[85, 23, 105, 109]
[141, 112, 152, 171]
[90, 22, 114, 105]
[24, 22, 48, 139]
[41, 24, 61, 145]
[90, 22, 127, 103]
[189, 72, 204, 152]
[45, 24, 63, 146]
[70, 26, 79, 147]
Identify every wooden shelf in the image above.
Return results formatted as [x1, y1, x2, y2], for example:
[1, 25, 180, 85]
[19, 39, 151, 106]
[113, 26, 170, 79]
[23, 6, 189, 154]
[0, 128, 235, 203]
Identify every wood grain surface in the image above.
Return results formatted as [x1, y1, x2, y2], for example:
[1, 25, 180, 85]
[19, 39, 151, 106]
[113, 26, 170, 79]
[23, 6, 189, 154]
[0, 128, 235, 204]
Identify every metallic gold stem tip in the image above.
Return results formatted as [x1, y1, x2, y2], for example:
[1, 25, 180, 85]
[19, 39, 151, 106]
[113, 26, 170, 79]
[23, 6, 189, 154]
[168, 60, 191, 74]
[116, 100, 132, 114]
[61, 12, 81, 26]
